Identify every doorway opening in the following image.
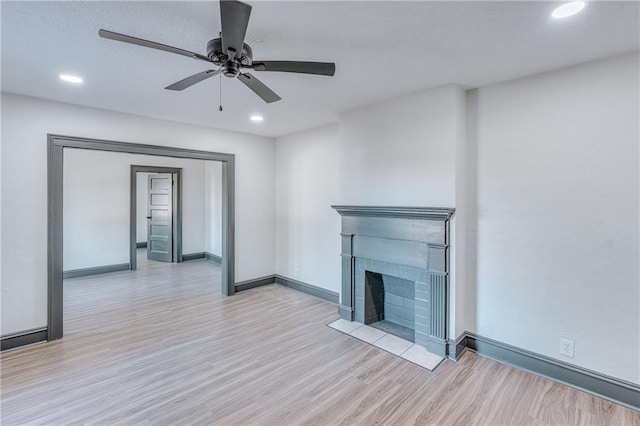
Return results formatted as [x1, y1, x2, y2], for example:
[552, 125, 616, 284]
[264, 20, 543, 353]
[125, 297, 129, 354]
[48, 134, 236, 342]
[130, 166, 182, 269]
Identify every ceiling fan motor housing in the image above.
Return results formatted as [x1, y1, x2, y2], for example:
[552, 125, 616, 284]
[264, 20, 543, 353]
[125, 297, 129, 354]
[207, 38, 253, 66]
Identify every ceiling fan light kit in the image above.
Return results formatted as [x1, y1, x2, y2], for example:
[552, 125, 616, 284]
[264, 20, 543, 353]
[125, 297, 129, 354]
[99, 0, 335, 104]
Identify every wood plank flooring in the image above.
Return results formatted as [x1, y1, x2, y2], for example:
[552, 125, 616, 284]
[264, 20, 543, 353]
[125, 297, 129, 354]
[1, 253, 638, 424]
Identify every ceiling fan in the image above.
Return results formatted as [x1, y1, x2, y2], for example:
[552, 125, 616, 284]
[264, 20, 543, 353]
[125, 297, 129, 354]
[99, 0, 335, 104]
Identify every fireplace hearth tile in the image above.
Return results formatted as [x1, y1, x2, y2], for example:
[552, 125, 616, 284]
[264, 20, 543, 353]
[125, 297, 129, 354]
[401, 344, 444, 370]
[373, 333, 413, 356]
[349, 324, 386, 344]
[328, 318, 363, 334]
[326, 319, 444, 371]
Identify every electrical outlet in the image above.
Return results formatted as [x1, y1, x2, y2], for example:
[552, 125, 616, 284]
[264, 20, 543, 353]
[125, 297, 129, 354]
[560, 338, 575, 358]
[294, 268, 300, 278]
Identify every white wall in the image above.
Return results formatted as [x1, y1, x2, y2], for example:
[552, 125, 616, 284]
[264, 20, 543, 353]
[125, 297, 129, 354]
[1, 93, 275, 335]
[136, 172, 150, 244]
[471, 53, 639, 383]
[205, 161, 223, 257]
[64, 150, 208, 270]
[275, 124, 341, 294]
[338, 85, 463, 207]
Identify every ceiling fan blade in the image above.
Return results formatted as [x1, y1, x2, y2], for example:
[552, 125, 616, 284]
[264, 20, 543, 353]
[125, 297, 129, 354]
[165, 69, 223, 91]
[99, 29, 211, 63]
[220, 0, 252, 59]
[237, 73, 281, 103]
[250, 61, 335, 76]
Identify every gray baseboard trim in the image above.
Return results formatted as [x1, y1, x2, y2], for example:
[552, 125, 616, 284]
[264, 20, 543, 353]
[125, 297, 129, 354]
[182, 252, 205, 262]
[235, 275, 276, 292]
[423, 336, 447, 358]
[63, 263, 130, 279]
[338, 304, 353, 321]
[275, 275, 339, 304]
[234, 274, 339, 305]
[182, 252, 223, 263]
[1, 328, 48, 351]
[205, 252, 222, 263]
[461, 332, 640, 411]
[448, 333, 470, 361]
[136, 241, 147, 248]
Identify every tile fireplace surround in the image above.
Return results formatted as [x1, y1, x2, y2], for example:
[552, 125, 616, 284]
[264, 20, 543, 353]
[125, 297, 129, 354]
[332, 206, 455, 357]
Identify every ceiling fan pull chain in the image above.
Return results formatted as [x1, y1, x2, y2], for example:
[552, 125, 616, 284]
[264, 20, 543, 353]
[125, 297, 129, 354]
[219, 75, 223, 112]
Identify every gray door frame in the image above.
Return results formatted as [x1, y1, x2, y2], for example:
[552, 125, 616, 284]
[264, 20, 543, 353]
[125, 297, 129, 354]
[48, 134, 236, 342]
[130, 166, 183, 269]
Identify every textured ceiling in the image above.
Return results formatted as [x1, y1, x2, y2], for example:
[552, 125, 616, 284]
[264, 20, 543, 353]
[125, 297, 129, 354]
[2, 1, 638, 137]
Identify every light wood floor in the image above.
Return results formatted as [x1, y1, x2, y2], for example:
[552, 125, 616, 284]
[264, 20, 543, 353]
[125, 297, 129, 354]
[1, 253, 638, 425]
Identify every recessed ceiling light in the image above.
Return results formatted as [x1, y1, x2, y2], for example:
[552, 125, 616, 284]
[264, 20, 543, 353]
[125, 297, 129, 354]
[250, 115, 264, 122]
[551, 2, 586, 19]
[59, 74, 83, 84]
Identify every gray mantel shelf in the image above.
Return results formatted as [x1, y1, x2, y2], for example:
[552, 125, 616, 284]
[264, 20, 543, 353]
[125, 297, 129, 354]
[331, 205, 455, 220]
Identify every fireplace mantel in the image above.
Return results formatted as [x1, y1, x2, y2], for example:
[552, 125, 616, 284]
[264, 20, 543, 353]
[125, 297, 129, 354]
[332, 205, 455, 220]
[332, 205, 455, 357]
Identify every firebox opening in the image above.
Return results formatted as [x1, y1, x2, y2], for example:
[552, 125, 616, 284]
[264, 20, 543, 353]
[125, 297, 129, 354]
[364, 271, 415, 343]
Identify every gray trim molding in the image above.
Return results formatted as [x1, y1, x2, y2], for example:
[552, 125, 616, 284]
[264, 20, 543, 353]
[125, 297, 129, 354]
[456, 332, 640, 411]
[136, 241, 147, 248]
[448, 333, 471, 361]
[275, 275, 339, 304]
[235, 275, 276, 292]
[331, 205, 455, 220]
[47, 134, 236, 342]
[234, 274, 339, 305]
[63, 263, 130, 279]
[182, 252, 223, 263]
[205, 252, 223, 263]
[181, 252, 205, 262]
[338, 305, 353, 319]
[1, 328, 48, 351]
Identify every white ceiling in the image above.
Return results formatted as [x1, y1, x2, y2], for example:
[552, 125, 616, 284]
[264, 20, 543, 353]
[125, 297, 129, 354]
[2, 1, 638, 137]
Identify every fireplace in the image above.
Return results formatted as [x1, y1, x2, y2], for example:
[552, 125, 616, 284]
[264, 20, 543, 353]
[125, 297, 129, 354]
[364, 271, 415, 342]
[332, 206, 454, 357]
